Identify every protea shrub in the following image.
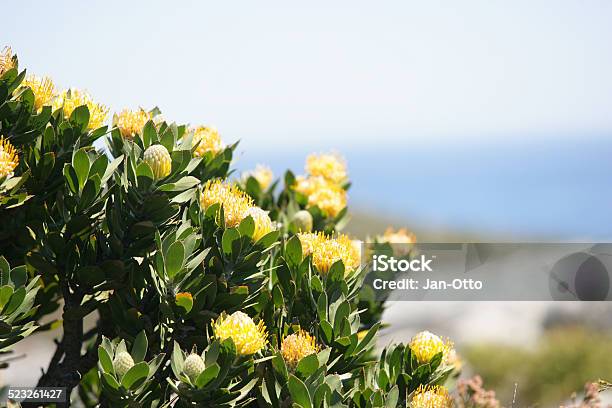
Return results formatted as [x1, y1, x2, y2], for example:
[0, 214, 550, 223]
[0, 46, 466, 407]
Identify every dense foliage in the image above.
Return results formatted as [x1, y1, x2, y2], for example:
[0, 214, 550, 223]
[1, 46, 460, 407]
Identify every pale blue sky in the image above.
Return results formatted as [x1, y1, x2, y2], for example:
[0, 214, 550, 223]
[5, 1, 612, 153]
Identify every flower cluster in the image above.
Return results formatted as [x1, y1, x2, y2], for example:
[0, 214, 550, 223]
[281, 330, 319, 368]
[200, 179, 275, 239]
[0, 137, 19, 179]
[53, 89, 109, 130]
[409, 330, 454, 365]
[191, 126, 222, 157]
[298, 232, 360, 275]
[21, 75, 56, 111]
[293, 153, 348, 217]
[212, 311, 267, 356]
[114, 108, 151, 139]
[411, 385, 452, 408]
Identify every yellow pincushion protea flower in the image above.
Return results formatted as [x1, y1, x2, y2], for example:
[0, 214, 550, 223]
[191, 126, 222, 157]
[200, 179, 254, 227]
[381, 227, 417, 245]
[212, 311, 267, 356]
[297, 232, 360, 276]
[409, 331, 453, 365]
[0, 47, 16, 75]
[115, 108, 151, 140]
[21, 75, 56, 111]
[293, 176, 347, 218]
[246, 164, 273, 190]
[143, 144, 172, 179]
[307, 182, 347, 217]
[281, 330, 319, 368]
[305, 152, 347, 184]
[297, 232, 325, 257]
[53, 89, 109, 130]
[244, 206, 275, 241]
[411, 385, 452, 408]
[379, 227, 417, 256]
[0, 137, 19, 179]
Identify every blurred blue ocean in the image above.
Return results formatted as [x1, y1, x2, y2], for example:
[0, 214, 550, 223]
[236, 135, 612, 240]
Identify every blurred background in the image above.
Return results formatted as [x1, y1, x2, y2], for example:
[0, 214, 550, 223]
[3, 0, 612, 405]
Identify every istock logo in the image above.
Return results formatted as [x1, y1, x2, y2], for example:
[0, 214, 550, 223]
[372, 254, 434, 272]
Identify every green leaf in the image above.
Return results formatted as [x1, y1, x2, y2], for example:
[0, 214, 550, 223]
[98, 346, 114, 374]
[238, 215, 255, 239]
[165, 241, 185, 278]
[10, 266, 27, 288]
[0, 285, 14, 310]
[271, 353, 288, 382]
[142, 120, 157, 147]
[136, 162, 154, 179]
[0, 257, 9, 286]
[221, 228, 240, 256]
[160, 128, 175, 152]
[102, 373, 120, 390]
[296, 354, 319, 379]
[385, 386, 399, 408]
[131, 331, 148, 363]
[63, 164, 79, 194]
[72, 148, 90, 191]
[195, 363, 220, 388]
[256, 230, 280, 248]
[286, 235, 303, 269]
[175, 292, 193, 313]
[2, 287, 25, 315]
[320, 320, 333, 344]
[353, 323, 381, 357]
[89, 154, 108, 180]
[317, 293, 328, 321]
[170, 341, 185, 378]
[121, 361, 149, 389]
[157, 176, 200, 192]
[288, 374, 312, 408]
[70, 105, 90, 130]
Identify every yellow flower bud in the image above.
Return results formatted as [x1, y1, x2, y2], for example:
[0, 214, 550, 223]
[291, 210, 313, 232]
[143, 144, 172, 180]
